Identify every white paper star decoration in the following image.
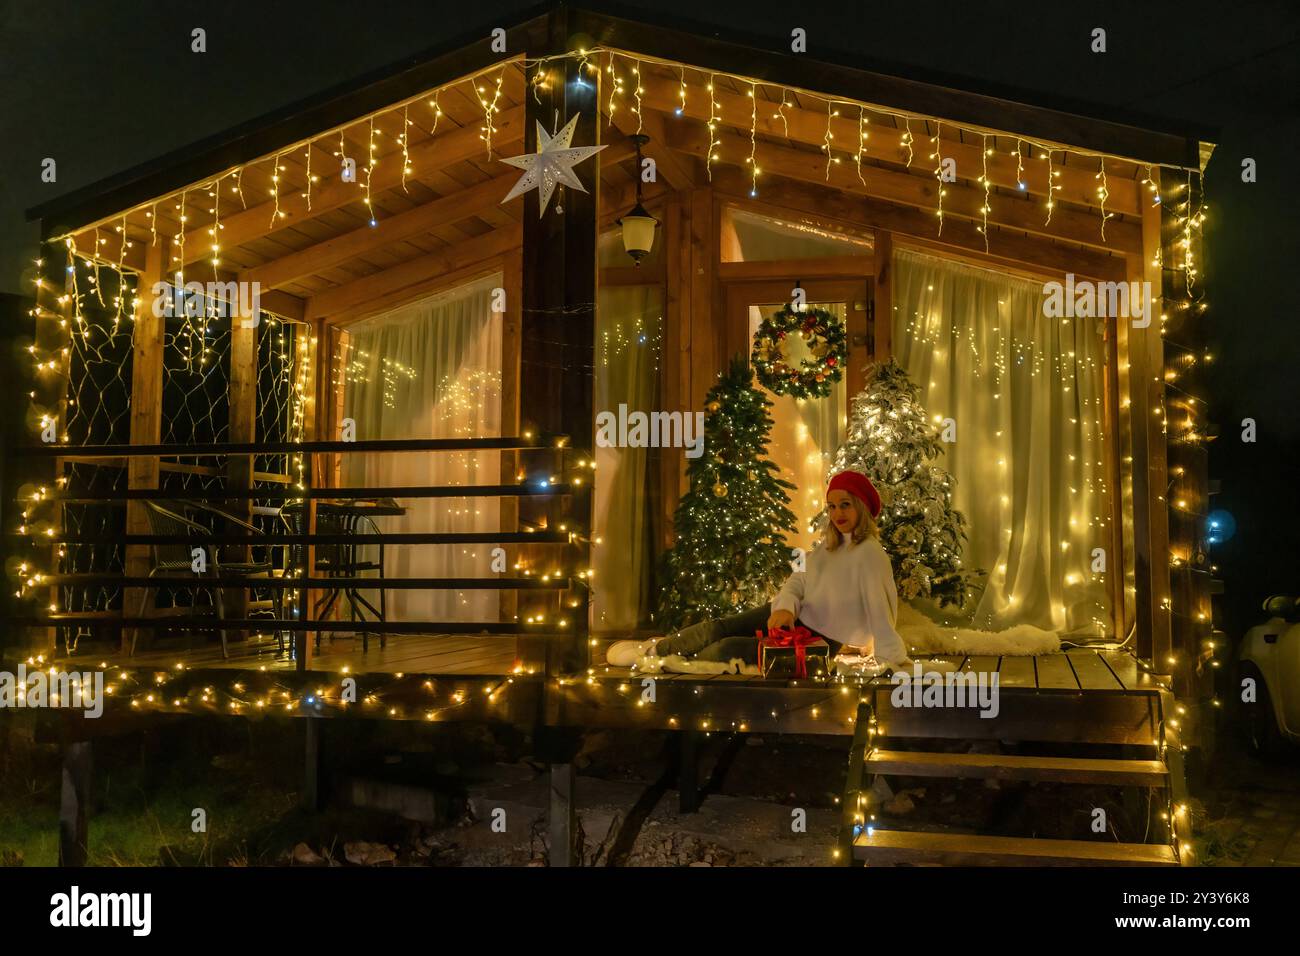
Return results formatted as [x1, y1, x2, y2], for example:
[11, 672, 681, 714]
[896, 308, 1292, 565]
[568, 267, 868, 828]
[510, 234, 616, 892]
[500, 115, 606, 217]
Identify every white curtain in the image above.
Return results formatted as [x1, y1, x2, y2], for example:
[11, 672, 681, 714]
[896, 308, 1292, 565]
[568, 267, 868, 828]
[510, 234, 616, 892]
[339, 274, 502, 622]
[592, 285, 663, 631]
[892, 249, 1111, 636]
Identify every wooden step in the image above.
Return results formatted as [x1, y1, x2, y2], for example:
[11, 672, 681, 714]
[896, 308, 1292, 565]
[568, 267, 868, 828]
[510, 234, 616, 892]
[867, 750, 1167, 786]
[870, 686, 1160, 745]
[853, 829, 1179, 866]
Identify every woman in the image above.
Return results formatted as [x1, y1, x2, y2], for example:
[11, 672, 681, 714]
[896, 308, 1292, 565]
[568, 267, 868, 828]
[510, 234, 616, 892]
[607, 470, 911, 671]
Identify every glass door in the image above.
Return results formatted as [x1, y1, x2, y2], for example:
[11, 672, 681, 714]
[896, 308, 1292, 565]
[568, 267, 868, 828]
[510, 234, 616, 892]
[725, 279, 871, 555]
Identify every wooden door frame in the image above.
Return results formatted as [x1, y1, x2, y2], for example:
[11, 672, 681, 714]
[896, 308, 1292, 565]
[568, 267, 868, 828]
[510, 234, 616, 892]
[723, 278, 873, 395]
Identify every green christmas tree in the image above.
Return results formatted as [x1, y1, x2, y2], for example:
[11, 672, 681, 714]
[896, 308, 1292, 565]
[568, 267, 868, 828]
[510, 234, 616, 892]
[655, 356, 798, 632]
[828, 358, 975, 608]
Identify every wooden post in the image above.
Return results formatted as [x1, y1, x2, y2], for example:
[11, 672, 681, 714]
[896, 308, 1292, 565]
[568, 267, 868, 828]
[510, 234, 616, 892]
[1124, 171, 1172, 673]
[548, 760, 576, 867]
[678, 730, 700, 813]
[660, 196, 688, 527]
[500, 250, 523, 630]
[124, 244, 166, 654]
[687, 187, 718, 410]
[1102, 316, 1128, 642]
[58, 739, 92, 866]
[871, 230, 893, 364]
[517, 7, 597, 675]
[303, 715, 323, 811]
[226, 303, 257, 644]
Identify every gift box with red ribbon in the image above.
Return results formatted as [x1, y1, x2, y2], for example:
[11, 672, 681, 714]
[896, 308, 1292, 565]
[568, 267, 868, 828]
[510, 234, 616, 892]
[756, 626, 829, 679]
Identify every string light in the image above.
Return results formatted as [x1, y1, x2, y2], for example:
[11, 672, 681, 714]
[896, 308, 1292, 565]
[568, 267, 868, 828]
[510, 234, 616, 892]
[1096, 157, 1113, 241]
[977, 133, 991, 251]
[706, 73, 720, 181]
[399, 104, 412, 193]
[930, 122, 945, 235]
[855, 105, 868, 187]
[268, 152, 282, 229]
[747, 83, 759, 196]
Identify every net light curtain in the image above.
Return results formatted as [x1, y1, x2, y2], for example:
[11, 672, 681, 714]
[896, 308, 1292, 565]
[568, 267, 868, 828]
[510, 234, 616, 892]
[339, 274, 503, 622]
[891, 248, 1111, 636]
[593, 232, 662, 631]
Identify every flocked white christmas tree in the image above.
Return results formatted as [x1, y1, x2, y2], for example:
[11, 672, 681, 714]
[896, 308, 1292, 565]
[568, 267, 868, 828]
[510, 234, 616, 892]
[827, 358, 976, 608]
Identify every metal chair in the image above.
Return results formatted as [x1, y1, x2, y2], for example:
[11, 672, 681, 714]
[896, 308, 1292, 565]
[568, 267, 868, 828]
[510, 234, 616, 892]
[132, 500, 284, 658]
[282, 507, 387, 652]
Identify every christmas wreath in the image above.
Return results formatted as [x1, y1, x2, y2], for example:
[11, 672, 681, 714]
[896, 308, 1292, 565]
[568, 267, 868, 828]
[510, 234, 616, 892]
[750, 303, 848, 399]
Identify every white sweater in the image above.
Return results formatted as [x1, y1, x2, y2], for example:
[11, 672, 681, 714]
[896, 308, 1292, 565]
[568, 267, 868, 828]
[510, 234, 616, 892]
[771, 534, 908, 663]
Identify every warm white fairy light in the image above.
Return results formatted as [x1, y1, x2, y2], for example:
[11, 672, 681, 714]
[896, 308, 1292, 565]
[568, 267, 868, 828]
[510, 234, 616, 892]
[977, 133, 992, 251]
[633, 60, 644, 135]
[1042, 149, 1062, 225]
[930, 122, 945, 235]
[475, 66, 505, 159]
[855, 105, 868, 187]
[400, 104, 412, 193]
[706, 73, 720, 181]
[429, 91, 443, 134]
[209, 175, 221, 272]
[365, 119, 378, 225]
[746, 83, 759, 196]
[268, 152, 283, 229]
[304, 143, 314, 211]
[822, 99, 841, 179]
[1096, 157, 1113, 241]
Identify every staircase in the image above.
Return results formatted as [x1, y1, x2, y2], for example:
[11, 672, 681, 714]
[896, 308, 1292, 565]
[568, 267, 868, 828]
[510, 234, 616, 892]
[840, 682, 1186, 866]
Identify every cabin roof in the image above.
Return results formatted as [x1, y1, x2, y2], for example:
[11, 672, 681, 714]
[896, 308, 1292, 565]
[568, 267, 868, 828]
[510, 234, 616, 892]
[27, 2, 1216, 237]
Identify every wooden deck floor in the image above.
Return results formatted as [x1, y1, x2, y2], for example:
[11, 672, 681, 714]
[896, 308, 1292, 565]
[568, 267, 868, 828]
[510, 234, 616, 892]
[593, 647, 1152, 692]
[61, 632, 520, 676]
[57, 634, 1152, 691]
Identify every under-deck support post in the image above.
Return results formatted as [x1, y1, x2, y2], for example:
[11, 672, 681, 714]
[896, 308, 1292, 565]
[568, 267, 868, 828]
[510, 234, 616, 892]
[678, 730, 700, 813]
[303, 715, 324, 812]
[58, 739, 92, 866]
[548, 761, 576, 867]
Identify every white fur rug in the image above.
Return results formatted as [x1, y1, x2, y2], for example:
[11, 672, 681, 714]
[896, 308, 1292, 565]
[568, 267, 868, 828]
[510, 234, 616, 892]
[635, 654, 760, 676]
[897, 603, 1060, 657]
[630, 605, 1061, 674]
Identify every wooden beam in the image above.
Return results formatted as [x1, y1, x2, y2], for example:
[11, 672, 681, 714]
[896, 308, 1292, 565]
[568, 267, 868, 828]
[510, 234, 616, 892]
[600, 263, 666, 284]
[608, 101, 699, 190]
[177, 106, 527, 261]
[305, 225, 519, 319]
[665, 122, 1140, 255]
[240, 174, 518, 290]
[327, 258, 507, 327]
[719, 254, 871, 282]
[710, 166, 1128, 283]
[634, 75, 1140, 215]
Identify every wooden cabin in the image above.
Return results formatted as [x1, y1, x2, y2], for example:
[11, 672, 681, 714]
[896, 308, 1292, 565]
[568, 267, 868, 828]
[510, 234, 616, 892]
[6, 5, 1217, 866]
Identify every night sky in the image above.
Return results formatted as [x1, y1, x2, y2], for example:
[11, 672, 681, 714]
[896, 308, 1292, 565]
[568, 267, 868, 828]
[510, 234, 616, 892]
[2, 0, 1296, 636]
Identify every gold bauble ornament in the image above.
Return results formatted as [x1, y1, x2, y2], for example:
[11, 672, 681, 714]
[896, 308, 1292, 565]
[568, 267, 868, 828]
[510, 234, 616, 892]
[706, 400, 721, 413]
[712, 481, 729, 498]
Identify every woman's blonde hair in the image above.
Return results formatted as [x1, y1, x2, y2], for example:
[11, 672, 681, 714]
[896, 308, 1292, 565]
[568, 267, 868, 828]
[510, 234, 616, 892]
[823, 494, 879, 551]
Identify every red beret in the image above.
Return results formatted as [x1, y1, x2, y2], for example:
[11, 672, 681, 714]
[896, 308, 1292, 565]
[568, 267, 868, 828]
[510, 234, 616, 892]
[827, 470, 881, 518]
